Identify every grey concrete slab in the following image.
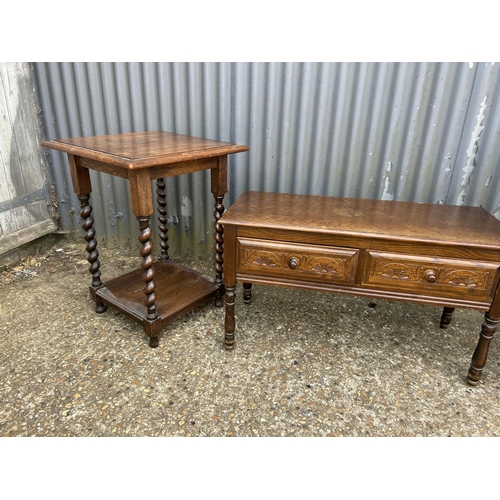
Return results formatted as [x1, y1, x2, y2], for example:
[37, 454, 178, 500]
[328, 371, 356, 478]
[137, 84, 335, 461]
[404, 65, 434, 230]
[1, 240, 500, 437]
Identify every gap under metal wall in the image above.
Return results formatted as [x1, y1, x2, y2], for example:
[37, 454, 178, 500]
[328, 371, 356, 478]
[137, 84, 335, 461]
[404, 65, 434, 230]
[33, 62, 500, 258]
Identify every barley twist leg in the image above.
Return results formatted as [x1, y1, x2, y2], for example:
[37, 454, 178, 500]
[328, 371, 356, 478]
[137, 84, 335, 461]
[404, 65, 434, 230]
[78, 194, 106, 313]
[156, 178, 170, 262]
[138, 216, 160, 348]
[213, 194, 225, 307]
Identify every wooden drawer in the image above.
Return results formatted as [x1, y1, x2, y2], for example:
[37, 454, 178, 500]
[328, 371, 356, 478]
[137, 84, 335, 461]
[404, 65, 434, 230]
[362, 251, 500, 302]
[237, 238, 359, 285]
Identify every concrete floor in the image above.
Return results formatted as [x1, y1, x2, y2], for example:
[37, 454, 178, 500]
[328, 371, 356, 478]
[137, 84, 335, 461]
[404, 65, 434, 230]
[1, 238, 500, 438]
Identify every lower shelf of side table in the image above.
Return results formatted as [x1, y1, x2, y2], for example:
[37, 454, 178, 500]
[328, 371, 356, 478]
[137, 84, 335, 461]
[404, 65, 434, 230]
[96, 260, 218, 329]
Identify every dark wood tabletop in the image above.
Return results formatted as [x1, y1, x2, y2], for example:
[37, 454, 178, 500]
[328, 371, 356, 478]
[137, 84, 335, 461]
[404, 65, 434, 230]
[41, 130, 249, 169]
[220, 191, 500, 249]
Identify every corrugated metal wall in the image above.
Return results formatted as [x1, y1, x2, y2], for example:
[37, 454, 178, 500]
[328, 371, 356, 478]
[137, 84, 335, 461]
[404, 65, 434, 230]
[33, 62, 500, 258]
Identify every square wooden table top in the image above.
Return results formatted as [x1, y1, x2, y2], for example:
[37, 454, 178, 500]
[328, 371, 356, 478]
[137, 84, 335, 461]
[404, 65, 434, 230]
[41, 130, 249, 169]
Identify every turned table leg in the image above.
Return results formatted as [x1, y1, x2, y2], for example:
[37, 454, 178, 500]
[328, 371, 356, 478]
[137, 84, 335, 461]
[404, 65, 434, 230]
[78, 194, 106, 313]
[243, 282, 252, 304]
[213, 194, 225, 307]
[467, 314, 500, 385]
[224, 284, 236, 350]
[440, 307, 455, 328]
[156, 178, 170, 262]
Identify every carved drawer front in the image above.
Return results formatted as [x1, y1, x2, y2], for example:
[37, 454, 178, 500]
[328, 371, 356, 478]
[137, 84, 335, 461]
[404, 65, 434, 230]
[237, 238, 359, 284]
[363, 251, 500, 301]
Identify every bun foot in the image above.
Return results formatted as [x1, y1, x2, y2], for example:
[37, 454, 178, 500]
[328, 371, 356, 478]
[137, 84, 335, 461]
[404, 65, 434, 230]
[149, 335, 159, 348]
[95, 302, 107, 314]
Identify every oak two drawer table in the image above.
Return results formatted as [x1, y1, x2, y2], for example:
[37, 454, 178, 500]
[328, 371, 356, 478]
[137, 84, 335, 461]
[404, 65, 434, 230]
[42, 131, 248, 348]
[220, 191, 500, 385]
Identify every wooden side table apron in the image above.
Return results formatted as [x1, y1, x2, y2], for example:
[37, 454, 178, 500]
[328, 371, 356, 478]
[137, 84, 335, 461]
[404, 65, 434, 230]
[42, 131, 248, 347]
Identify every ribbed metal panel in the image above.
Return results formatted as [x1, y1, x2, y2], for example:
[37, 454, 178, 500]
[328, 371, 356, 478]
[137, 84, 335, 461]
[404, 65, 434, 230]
[229, 62, 483, 205]
[34, 62, 233, 257]
[33, 62, 500, 259]
[446, 63, 500, 217]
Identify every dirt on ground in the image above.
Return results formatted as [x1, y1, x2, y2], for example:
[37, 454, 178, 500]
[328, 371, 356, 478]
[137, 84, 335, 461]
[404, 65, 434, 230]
[1, 237, 500, 439]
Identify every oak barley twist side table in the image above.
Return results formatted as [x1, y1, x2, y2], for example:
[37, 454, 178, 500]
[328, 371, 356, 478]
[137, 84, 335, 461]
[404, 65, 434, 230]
[42, 131, 248, 347]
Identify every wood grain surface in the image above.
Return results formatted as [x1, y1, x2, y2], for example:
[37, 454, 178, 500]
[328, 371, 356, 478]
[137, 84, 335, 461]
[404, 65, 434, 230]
[42, 131, 249, 169]
[96, 261, 217, 326]
[220, 191, 500, 250]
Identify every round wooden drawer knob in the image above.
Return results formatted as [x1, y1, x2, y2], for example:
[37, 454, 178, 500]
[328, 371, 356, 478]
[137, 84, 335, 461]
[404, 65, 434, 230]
[424, 269, 437, 283]
[288, 257, 299, 269]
